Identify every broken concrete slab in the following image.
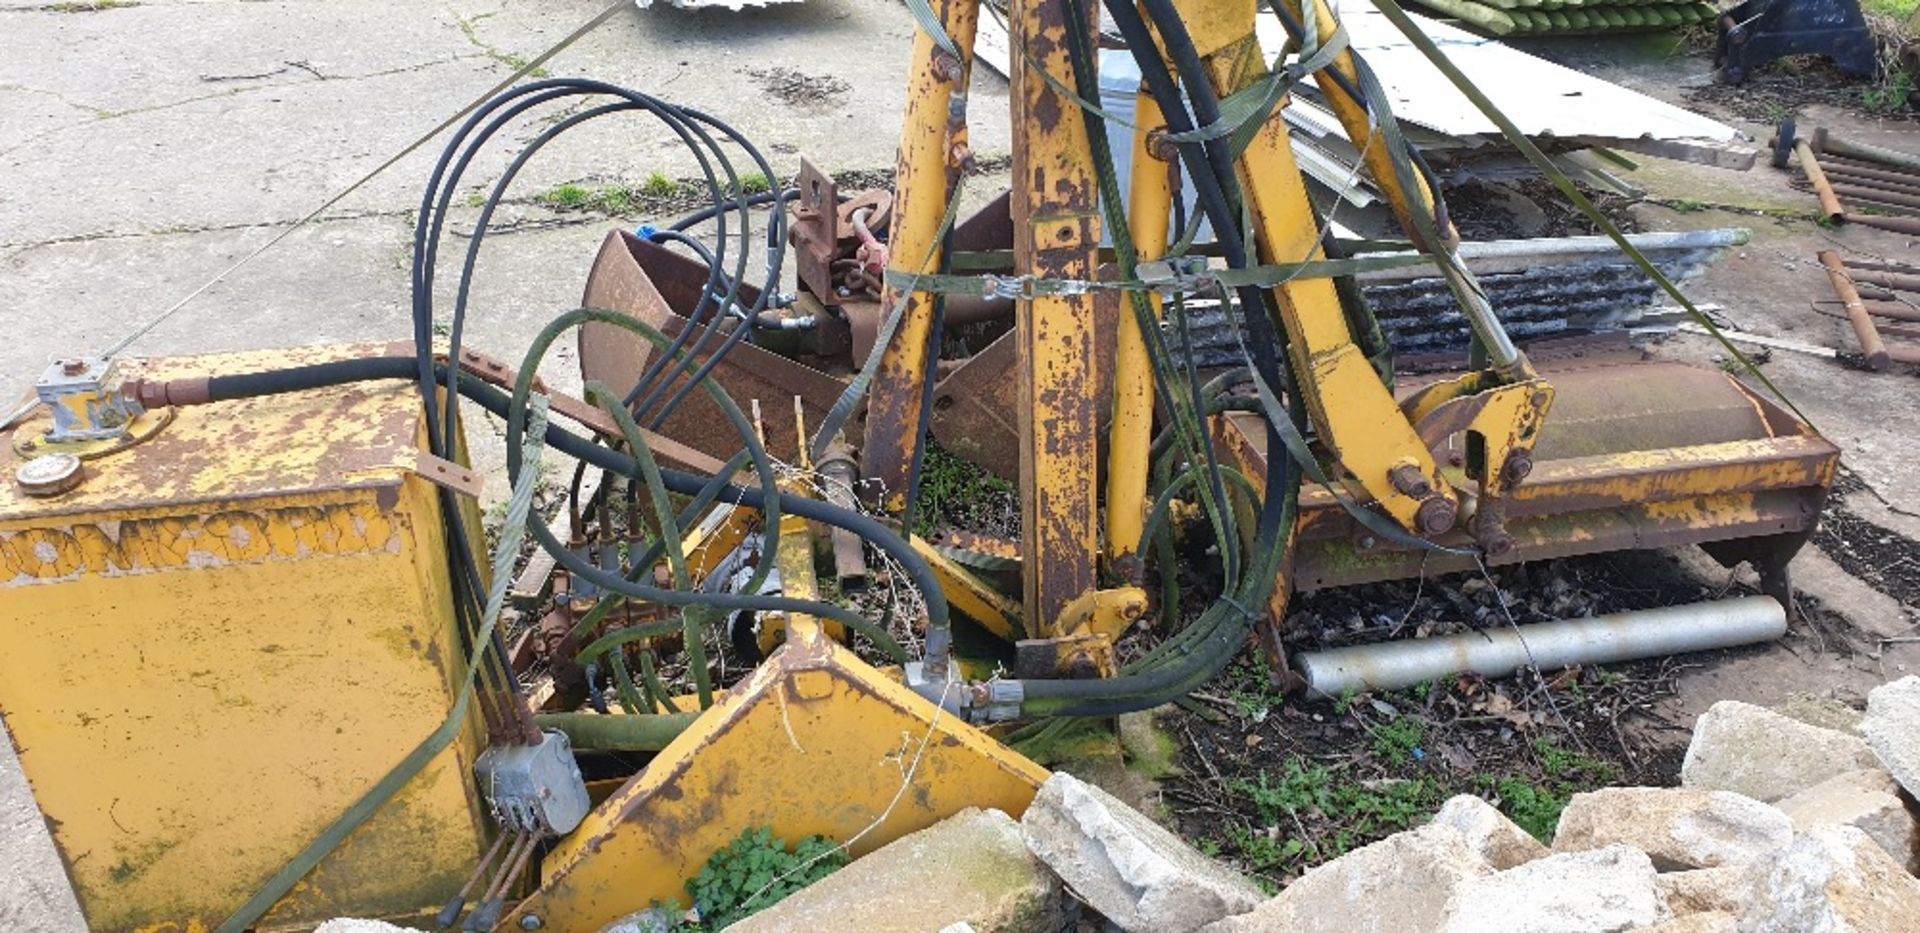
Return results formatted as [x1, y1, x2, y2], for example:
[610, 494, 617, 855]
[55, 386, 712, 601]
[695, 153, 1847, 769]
[1773, 768, 1920, 875]
[312, 920, 413, 933]
[1739, 824, 1920, 932]
[1552, 787, 1793, 870]
[1116, 705, 1183, 781]
[1680, 700, 1881, 802]
[1653, 866, 1750, 917]
[727, 807, 1062, 933]
[1771, 693, 1865, 734]
[1429, 794, 1549, 870]
[1440, 845, 1667, 933]
[1021, 772, 1262, 933]
[1197, 822, 1493, 933]
[1626, 913, 1737, 933]
[1860, 676, 1920, 800]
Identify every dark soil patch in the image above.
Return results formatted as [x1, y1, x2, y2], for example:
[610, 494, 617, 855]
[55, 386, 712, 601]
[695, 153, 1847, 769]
[1817, 467, 1920, 609]
[748, 67, 852, 108]
[1443, 176, 1641, 242]
[1687, 59, 1918, 125]
[1161, 547, 1855, 889]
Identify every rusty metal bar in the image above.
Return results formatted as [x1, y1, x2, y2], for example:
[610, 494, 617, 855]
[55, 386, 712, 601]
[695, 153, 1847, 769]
[1811, 126, 1920, 173]
[1817, 160, 1920, 194]
[1810, 304, 1920, 340]
[1845, 213, 1920, 235]
[864, 0, 983, 504]
[1835, 265, 1920, 295]
[1813, 298, 1920, 323]
[1829, 182, 1920, 213]
[1818, 250, 1891, 370]
[1797, 139, 1845, 223]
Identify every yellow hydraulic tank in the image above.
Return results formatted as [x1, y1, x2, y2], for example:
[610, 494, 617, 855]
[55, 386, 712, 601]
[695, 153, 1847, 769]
[0, 345, 488, 931]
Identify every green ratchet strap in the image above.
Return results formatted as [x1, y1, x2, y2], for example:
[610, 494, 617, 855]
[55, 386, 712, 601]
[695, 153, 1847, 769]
[882, 250, 1443, 299]
[903, 0, 963, 59]
[219, 397, 553, 933]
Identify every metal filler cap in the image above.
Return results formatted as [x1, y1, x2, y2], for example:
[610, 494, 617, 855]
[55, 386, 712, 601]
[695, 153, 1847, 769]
[16, 453, 83, 497]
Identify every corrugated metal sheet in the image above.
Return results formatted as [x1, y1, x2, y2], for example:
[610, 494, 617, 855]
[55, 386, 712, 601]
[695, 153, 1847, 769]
[1257, 1, 1752, 168]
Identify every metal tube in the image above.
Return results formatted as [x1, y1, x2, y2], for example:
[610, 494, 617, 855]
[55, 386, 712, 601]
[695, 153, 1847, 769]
[1819, 250, 1891, 371]
[1835, 266, 1920, 295]
[1845, 213, 1920, 236]
[1812, 127, 1920, 174]
[1813, 299, 1920, 325]
[1828, 182, 1920, 212]
[1294, 595, 1787, 696]
[1797, 140, 1845, 223]
[1818, 161, 1920, 194]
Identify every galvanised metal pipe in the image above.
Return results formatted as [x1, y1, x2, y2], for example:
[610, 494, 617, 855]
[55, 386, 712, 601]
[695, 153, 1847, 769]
[1294, 595, 1786, 696]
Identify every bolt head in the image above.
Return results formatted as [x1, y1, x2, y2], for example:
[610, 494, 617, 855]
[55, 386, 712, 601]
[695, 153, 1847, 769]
[519, 913, 544, 930]
[60, 358, 87, 376]
[1416, 497, 1457, 537]
[1502, 452, 1534, 484]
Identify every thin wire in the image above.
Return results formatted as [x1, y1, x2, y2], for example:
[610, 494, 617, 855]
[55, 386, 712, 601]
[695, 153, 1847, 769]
[98, 0, 630, 361]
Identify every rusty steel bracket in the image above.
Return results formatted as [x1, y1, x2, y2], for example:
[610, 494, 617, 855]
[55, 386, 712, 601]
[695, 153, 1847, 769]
[407, 450, 484, 499]
[1056, 586, 1150, 644]
[910, 534, 1024, 640]
[1403, 373, 1554, 556]
[790, 159, 840, 303]
[1014, 631, 1118, 680]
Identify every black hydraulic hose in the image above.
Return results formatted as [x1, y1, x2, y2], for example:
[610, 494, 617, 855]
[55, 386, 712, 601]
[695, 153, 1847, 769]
[624, 105, 786, 421]
[446, 97, 738, 457]
[668, 188, 799, 232]
[193, 355, 942, 662]
[648, 228, 723, 271]
[409, 85, 748, 704]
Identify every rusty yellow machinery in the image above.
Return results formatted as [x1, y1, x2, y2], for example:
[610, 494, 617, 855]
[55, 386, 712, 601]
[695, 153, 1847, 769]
[0, 0, 1834, 930]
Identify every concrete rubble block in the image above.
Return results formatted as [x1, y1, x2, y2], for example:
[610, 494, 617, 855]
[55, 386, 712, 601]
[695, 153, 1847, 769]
[1196, 823, 1493, 933]
[1771, 693, 1864, 734]
[1552, 786, 1792, 870]
[1680, 701, 1880, 802]
[1021, 772, 1262, 933]
[1861, 676, 1920, 800]
[1653, 866, 1750, 917]
[1773, 768, 1920, 875]
[1739, 824, 1920, 932]
[1429, 794, 1550, 869]
[1439, 845, 1668, 933]
[727, 808, 1063, 933]
[1626, 912, 1738, 933]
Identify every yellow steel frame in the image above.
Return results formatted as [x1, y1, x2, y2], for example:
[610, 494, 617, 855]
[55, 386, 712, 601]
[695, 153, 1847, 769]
[1106, 91, 1174, 569]
[864, 0, 984, 504]
[1009, 0, 1105, 631]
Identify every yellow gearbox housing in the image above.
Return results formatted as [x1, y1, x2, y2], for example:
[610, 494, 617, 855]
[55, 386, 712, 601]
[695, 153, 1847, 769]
[0, 345, 489, 931]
